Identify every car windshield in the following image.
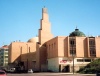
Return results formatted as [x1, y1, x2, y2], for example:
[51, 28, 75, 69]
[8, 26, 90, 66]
[0, 71, 5, 74]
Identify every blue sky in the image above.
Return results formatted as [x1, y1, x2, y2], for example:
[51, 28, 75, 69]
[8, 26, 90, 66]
[0, 0, 100, 46]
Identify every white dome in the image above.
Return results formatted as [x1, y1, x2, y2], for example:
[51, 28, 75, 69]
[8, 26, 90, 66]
[27, 37, 38, 43]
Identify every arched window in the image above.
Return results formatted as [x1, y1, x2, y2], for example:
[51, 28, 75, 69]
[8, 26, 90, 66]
[29, 47, 30, 53]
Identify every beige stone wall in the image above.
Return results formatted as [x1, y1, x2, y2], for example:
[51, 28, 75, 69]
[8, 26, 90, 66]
[8, 36, 100, 71]
[21, 42, 37, 61]
[8, 41, 37, 70]
[95, 37, 100, 57]
[76, 37, 86, 57]
[84, 38, 89, 57]
[35, 43, 41, 71]
[46, 37, 58, 59]
[46, 36, 99, 59]
[58, 36, 66, 57]
[35, 44, 47, 71]
[46, 36, 69, 59]
[64, 37, 69, 57]
[9, 42, 23, 63]
[9, 42, 37, 63]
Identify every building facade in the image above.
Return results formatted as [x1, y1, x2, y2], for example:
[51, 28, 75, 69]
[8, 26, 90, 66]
[0, 45, 9, 67]
[8, 7, 100, 72]
[46, 36, 100, 72]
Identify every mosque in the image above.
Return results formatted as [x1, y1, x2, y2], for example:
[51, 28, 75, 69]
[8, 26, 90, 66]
[8, 7, 100, 72]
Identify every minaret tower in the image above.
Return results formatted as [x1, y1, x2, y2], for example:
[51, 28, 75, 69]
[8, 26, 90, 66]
[36, 7, 53, 71]
[38, 7, 53, 45]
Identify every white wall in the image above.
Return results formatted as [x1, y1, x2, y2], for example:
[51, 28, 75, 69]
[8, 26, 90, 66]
[48, 57, 59, 72]
[48, 57, 92, 72]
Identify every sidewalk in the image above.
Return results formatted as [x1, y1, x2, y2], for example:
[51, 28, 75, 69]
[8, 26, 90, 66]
[51, 72, 96, 76]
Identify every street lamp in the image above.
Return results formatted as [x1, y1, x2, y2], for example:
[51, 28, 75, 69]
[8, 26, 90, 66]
[70, 37, 75, 74]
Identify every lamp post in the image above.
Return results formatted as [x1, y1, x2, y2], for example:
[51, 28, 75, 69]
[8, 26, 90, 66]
[71, 38, 74, 74]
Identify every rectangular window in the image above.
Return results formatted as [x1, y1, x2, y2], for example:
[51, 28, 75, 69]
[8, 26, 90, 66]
[70, 40, 76, 46]
[89, 38, 96, 57]
[77, 59, 84, 62]
[84, 59, 91, 62]
[77, 59, 91, 62]
[70, 40, 74, 45]
[5, 49, 8, 51]
[89, 48, 96, 57]
[4, 56, 8, 58]
[70, 50, 76, 56]
[69, 38, 76, 56]
[89, 40, 95, 46]
[1, 56, 3, 58]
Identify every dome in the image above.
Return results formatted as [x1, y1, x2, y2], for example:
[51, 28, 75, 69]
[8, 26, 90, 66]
[27, 37, 38, 43]
[69, 28, 85, 37]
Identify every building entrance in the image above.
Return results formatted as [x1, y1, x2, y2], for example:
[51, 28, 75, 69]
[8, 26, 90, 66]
[62, 65, 70, 72]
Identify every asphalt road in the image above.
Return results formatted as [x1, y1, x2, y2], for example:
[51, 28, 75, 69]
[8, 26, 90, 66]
[7, 73, 96, 76]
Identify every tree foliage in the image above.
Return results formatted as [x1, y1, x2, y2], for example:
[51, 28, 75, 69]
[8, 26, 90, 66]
[77, 58, 100, 74]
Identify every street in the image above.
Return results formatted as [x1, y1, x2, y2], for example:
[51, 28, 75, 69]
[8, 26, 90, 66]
[7, 73, 96, 76]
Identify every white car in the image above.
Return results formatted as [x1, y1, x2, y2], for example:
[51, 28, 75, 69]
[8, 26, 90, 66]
[8, 68, 15, 73]
[28, 69, 33, 73]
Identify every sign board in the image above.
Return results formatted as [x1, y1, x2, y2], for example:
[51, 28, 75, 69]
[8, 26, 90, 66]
[59, 58, 72, 64]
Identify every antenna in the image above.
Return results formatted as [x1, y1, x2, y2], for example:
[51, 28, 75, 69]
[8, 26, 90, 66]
[76, 25, 77, 29]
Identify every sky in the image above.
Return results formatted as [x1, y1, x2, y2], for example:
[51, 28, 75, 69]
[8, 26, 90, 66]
[0, 0, 100, 46]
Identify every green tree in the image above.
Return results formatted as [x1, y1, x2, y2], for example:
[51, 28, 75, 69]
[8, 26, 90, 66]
[77, 58, 100, 74]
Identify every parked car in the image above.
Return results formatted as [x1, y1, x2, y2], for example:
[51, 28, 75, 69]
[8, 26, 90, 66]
[7, 68, 15, 73]
[28, 69, 33, 73]
[0, 70, 7, 76]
